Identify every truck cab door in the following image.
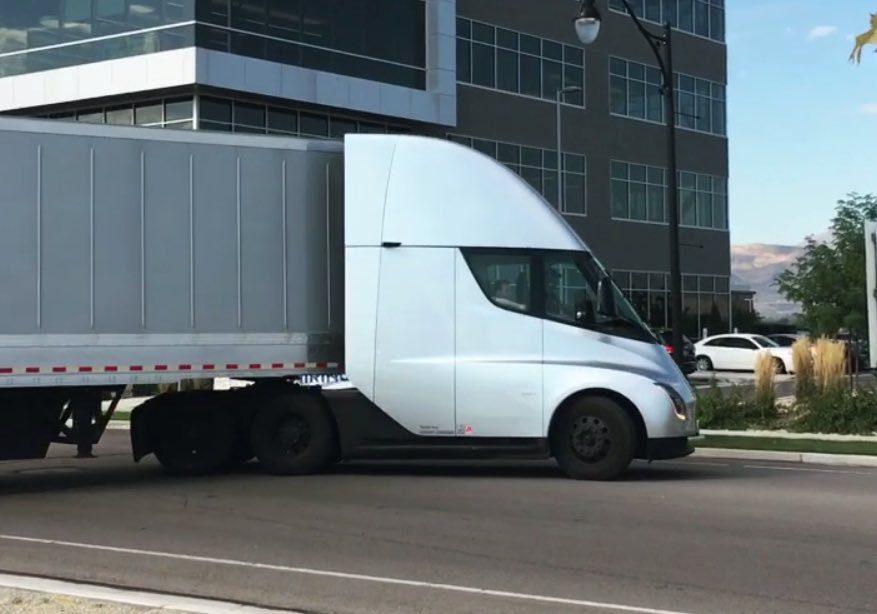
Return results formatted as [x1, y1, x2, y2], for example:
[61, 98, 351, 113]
[372, 247, 456, 436]
[454, 250, 543, 438]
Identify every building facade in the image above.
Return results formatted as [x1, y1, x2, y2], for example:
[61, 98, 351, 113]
[0, 0, 730, 337]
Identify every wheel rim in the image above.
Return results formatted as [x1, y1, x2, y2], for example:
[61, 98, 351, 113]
[276, 415, 311, 456]
[569, 415, 611, 463]
[697, 358, 711, 371]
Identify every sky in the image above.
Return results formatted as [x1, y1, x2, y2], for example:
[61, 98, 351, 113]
[727, 0, 877, 246]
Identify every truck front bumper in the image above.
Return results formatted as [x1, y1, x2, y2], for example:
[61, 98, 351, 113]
[647, 437, 694, 461]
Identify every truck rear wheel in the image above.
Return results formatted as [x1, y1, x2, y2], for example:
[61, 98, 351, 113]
[153, 407, 236, 475]
[250, 393, 336, 475]
[551, 396, 635, 481]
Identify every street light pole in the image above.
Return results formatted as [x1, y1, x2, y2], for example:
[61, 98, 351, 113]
[556, 86, 582, 211]
[574, 0, 684, 364]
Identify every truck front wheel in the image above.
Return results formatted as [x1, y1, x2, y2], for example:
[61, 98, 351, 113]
[250, 393, 336, 475]
[550, 396, 636, 481]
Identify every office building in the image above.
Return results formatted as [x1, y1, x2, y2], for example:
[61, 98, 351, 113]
[0, 0, 730, 336]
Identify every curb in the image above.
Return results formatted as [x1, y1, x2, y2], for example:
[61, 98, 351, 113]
[692, 447, 877, 467]
[701, 429, 877, 442]
[0, 572, 297, 613]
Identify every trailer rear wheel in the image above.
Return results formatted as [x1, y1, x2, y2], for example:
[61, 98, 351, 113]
[153, 408, 236, 475]
[551, 396, 635, 481]
[250, 393, 335, 475]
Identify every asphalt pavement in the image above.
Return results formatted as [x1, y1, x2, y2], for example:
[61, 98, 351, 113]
[0, 432, 875, 614]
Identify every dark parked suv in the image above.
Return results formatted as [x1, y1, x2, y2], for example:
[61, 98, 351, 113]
[653, 328, 697, 374]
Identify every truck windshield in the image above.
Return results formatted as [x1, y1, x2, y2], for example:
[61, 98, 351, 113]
[544, 251, 657, 344]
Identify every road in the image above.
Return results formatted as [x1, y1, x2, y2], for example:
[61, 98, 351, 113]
[0, 431, 875, 614]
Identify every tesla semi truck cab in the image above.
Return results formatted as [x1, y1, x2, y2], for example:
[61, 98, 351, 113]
[338, 135, 697, 480]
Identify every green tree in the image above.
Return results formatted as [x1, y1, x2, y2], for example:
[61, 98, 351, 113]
[776, 193, 877, 336]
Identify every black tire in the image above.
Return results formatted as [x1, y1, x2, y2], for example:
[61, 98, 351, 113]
[551, 396, 636, 481]
[773, 358, 787, 375]
[152, 407, 236, 475]
[696, 355, 713, 372]
[249, 393, 336, 475]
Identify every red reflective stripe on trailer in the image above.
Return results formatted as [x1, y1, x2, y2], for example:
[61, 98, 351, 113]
[203, 364, 215, 370]
[155, 365, 168, 371]
[226, 364, 239, 370]
[78, 367, 93, 373]
[315, 362, 328, 369]
[0, 368, 12, 374]
[271, 363, 284, 369]
[52, 367, 67, 373]
[179, 364, 192, 371]
[25, 368, 40, 374]
[105, 366, 118, 372]
[294, 363, 306, 369]
[130, 366, 143, 372]
[249, 363, 261, 369]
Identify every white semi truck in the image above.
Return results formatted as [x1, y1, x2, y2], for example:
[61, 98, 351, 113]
[0, 117, 697, 480]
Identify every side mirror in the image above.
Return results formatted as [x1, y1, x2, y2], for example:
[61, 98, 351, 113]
[597, 276, 616, 317]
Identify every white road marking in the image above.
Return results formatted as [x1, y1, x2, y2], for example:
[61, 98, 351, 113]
[743, 464, 877, 476]
[0, 534, 694, 614]
[0, 572, 295, 613]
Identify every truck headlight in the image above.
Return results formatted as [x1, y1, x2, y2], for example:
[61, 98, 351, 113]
[655, 382, 688, 420]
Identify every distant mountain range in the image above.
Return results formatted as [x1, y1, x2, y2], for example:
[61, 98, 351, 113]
[731, 243, 803, 318]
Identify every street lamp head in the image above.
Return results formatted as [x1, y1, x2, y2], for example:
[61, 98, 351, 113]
[574, 0, 602, 45]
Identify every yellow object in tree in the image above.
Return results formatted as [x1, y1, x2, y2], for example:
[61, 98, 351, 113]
[850, 13, 877, 64]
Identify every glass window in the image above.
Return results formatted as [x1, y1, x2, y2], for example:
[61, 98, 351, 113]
[694, 0, 710, 37]
[541, 59, 562, 99]
[464, 252, 532, 313]
[610, 75, 628, 115]
[542, 40, 562, 61]
[456, 17, 471, 39]
[135, 102, 163, 125]
[234, 101, 266, 130]
[472, 43, 496, 88]
[497, 49, 518, 92]
[300, 112, 328, 137]
[542, 252, 654, 342]
[165, 98, 193, 122]
[611, 180, 629, 218]
[647, 185, 664, 222]
[457, 39, 471, 83]
[629, 183, 647, 220]
[105, 105, 133, 125]
[329, 117, 357, 139]
[472, 22, 495, 44]
[201, 97, 232, 124]
[520, 54, 541, 97]
[77, 109, 105, 123]
[680, 189, 697, 225]
[497, 143, 519, 164]
[497, 28, 518, 50]
[563, 173, 586, 215]
[520, 34, 540, 55]
[628, 79, 646, 119]
[678, 0, 694, 31]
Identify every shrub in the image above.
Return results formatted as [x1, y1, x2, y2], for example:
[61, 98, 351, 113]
[813, 338, 846, 392]
[793, 387, 877, 435]
[792, 337, 815, 398]
[697, 381, 778, 431]
[754, 351, 776, 409]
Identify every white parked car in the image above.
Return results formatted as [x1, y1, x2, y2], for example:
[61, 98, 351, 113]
[694, 334, 794, 373]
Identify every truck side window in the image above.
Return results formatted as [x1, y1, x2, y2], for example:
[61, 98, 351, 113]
[463, 252, 533, 314]
[544, 254, 595, 325]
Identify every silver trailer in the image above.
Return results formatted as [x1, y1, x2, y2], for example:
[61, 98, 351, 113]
[0, 118, 344, 470]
